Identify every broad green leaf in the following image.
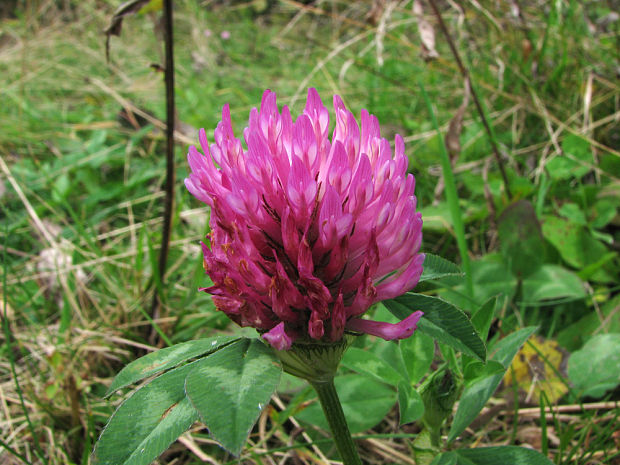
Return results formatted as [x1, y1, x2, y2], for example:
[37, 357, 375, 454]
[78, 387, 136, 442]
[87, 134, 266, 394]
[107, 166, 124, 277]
[456, 446, 554, 464]
[578, 251, 617, 282]
[420, 203, 452, 232]
[277, 371, 307, 395]
[362, 305, 412, 381]
[471, 297, 496, 343]
[430, 452, 458, 465]
[419, 254, 463, 282]
[568, 333, 620, 398]
[542, 215, 582, 267]
[295, 374, 396, 433]
[498, 200, 545, 278]
[448, 327, 537, 441]
[469, 255, 517, 303]
[591, 198, 619, 229]
[546, 133, 593, 180]
[542, 216, 610, 272]
[52, 173, 70, 203]
[185, 338, 281, 456]
[557, 294, 620, 351]
[450, 377, 502, 443]
[463, 360, 504, 382]
[439, 255, 517, 313]
[106, 336, 237, 397]
[558, 202, 587, 225]
[385, 293, 486, 362]
[372, 336, 410, 383]
[472, 254, 517, 302]
[93, 362, 200, 465]
[341, 347, 404, 387]
[521, 265, 585, 303]
[490, 327, 539, 367]
[400, 330, 435, 384]
[398, 381, 424, 425]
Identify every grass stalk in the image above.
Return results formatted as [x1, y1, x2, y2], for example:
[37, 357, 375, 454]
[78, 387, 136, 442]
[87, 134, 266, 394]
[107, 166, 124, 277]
[418, 80, 473, 297]
[0, 438, 33, 465]
[2, 220, 47, 465]
[139, 306, 173, 347]
[540, 391, 549, 457]
[427, 0, 512, 200]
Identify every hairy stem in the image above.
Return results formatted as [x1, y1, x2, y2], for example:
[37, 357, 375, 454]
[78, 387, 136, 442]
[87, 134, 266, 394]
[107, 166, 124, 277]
[310, 379, 362, 465]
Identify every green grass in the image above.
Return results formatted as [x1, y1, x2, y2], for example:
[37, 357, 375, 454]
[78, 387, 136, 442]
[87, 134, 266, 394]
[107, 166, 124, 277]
[1, 0, 619, 464]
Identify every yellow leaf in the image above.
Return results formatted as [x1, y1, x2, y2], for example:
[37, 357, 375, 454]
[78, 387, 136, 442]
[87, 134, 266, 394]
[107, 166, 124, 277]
[504, 335, 569, 404]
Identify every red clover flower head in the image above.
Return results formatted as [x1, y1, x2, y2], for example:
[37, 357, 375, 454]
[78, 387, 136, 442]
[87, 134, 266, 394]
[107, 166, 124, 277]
[186, 89, 424, 350]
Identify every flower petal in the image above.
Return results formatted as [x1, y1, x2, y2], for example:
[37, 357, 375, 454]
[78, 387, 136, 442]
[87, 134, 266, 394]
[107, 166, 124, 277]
[345, 311, 424, 341]
[262, 322, 294, 350]
[375, 254, 425, 301]
[330, 292, 346, 342]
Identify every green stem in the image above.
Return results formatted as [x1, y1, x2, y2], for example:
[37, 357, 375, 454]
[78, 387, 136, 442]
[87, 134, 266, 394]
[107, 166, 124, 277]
[429, 427, 441, 449]
[310, 379, 362, 465]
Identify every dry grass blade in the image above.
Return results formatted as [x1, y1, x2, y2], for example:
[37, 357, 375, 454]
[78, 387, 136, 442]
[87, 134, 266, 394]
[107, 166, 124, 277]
[434, 77, 471, 203]
[413, 0, 439, 60]
[271, 394, 333, 465]
[428, 0, 513, 199]
[87, 77, 195, 146]
[445, 77, 471, 159]
[518, 402, 619, 416]
[104, 0, 154, 62]
[363, 437, 416, 464]
[375, 0, 397, 67]
[0, 155, 85, 324]
[178, 434, 220, 465]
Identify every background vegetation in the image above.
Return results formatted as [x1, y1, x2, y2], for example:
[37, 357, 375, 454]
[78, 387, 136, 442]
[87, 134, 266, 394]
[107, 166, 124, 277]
[1, 0, 618, 464]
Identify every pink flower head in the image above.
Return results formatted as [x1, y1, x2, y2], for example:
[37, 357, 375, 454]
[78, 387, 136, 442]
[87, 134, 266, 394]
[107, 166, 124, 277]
[186, 89, 424, 350]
